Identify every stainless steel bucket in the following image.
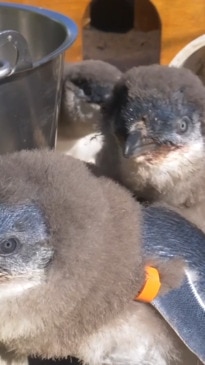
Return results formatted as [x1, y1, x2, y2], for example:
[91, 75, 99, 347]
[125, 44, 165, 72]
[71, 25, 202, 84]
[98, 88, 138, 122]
[0, 2, 78, 153]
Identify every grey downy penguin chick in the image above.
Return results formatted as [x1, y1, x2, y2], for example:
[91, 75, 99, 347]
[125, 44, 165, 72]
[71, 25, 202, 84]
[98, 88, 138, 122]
[0, 150, 201, 365]
[57, 60, 122, 163]
[96, 65, 205, 231]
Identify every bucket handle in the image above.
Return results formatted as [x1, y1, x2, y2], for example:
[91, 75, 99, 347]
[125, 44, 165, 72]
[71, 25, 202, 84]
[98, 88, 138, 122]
[0, 30, 33, 78]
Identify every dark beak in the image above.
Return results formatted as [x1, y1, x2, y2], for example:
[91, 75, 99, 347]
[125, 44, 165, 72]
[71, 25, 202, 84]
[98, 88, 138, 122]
[123, 133, 156, 159]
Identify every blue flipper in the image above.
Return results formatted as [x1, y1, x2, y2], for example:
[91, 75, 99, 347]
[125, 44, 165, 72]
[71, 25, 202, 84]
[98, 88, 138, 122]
[143, 206, 205, 363]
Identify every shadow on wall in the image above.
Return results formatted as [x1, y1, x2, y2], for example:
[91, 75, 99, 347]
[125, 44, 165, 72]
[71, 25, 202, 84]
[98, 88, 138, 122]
[134, 0, 161, 32]
[89, 0, 161, 33]
[82, 0, 162, 71]
[90, 0, 135, 33]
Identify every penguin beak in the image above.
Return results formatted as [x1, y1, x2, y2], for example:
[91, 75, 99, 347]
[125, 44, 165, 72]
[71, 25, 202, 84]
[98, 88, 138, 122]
[123, 133, 156, 159]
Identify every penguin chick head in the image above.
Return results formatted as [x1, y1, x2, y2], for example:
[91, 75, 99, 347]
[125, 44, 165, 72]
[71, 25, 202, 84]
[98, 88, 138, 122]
[105, 65, 205, 169]
[0, 204, 53, 299]
[0, 150, 145, 358]
[60, 60, 122, 136]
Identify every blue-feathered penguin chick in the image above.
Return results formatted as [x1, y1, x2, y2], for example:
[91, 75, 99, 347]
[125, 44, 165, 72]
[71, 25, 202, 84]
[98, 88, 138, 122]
[0, 150, 201, 365]
[96, 65, 205, 230]
[57, 60, 122, 163]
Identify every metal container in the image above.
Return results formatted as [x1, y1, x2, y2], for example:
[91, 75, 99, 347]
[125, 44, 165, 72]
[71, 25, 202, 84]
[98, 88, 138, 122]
[170, 34, 205, 87]
[0, 2, 78, 153]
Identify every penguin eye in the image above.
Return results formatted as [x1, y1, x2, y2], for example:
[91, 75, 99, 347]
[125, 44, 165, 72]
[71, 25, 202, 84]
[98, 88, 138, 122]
[176, 117, 190, 134]
[0, 237, 20, 255]
[141, 116, 147, 123]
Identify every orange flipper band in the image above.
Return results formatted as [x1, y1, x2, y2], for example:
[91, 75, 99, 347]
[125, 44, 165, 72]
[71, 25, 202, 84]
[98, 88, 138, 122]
[135, 266, 161, 303]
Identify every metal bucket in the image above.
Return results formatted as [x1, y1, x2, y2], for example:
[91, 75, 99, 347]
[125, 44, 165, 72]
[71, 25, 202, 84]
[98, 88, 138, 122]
[169, 34, 205, 86]
[0, 2, 78, 153]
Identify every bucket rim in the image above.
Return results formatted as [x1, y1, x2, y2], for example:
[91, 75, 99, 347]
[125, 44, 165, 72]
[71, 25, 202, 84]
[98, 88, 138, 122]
[0, 2, 78, 67]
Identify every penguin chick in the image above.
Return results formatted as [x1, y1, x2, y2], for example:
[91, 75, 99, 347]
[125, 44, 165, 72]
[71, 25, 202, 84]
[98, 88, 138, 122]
[0, 150, 200, 365]
[96, 65, 205, 221]
[57, 60, 122, 163]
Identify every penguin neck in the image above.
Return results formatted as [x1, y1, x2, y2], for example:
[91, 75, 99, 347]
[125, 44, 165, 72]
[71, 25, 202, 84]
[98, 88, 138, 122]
[120, 146, 205, 208]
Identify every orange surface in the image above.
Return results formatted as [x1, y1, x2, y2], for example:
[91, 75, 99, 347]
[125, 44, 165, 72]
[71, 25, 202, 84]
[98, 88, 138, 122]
[151, 0, 205, 64]
[4, 1, 205, 65]
[4, 0, 90, 62]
